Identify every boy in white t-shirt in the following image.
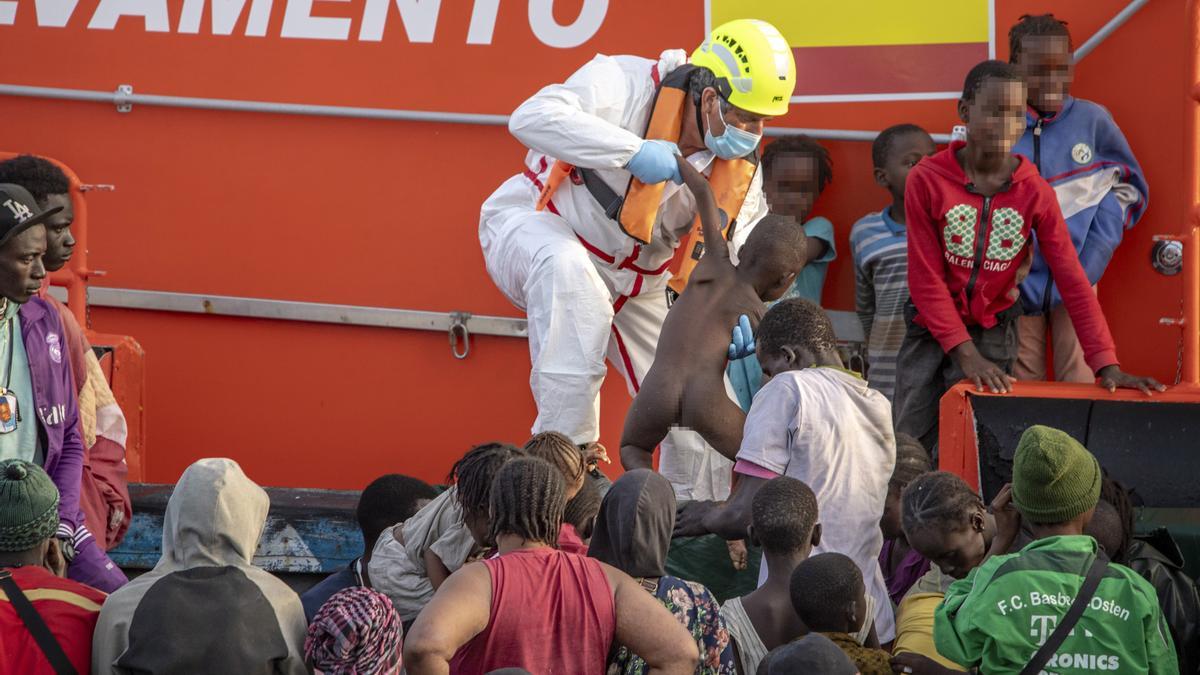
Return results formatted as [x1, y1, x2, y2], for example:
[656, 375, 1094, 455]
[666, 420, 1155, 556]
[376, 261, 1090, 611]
[676, 298, 897, 642]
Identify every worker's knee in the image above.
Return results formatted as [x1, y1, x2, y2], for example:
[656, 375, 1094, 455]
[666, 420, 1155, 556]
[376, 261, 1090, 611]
[528, 241, 611, 312]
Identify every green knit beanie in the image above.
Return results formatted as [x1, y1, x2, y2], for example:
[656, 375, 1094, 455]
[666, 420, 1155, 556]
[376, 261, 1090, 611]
[0, 459, 60, 552]
[1011, 425, 1101, 524]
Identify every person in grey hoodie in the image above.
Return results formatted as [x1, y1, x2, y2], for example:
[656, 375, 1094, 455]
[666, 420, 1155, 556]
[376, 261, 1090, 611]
[91, 458, 308, 674]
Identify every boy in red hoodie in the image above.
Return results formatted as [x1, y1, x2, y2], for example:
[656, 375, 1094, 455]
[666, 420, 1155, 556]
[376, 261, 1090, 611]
[893, 60, 1162, 450]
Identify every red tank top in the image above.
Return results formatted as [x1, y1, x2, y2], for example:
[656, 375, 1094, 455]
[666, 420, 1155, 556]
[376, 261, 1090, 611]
[557, 523, 589, 555]
[451, 546, 616, 674]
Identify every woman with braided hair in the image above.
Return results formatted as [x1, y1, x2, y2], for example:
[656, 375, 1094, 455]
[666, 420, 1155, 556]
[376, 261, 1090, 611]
[889, 471, 999, 674]
[900, 472, 997, 583]
[523, 431, 591, 554]
[563, 480, 602, 545]
[405, 457, 698, 675]
[368, 442, 523, 625]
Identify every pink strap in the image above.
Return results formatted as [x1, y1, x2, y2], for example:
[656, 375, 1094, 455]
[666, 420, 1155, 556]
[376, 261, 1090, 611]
[734, 459, 781, 480]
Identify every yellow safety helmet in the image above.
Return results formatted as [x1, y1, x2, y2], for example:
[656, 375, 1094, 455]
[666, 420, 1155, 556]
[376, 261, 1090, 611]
[690, 19, 796, 117]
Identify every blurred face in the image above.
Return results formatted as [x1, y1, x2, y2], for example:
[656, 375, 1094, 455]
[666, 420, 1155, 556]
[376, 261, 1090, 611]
[765, 155, 821, 222]
[879, 482, 904, 540]
[906, 512, 987, 580]
[1014, 35, 1074, 115]
[876, 132, 937, 202]
[40, 194, 75, 272]
[959, 78, 1027, 156]
[0, 225, 47, 303]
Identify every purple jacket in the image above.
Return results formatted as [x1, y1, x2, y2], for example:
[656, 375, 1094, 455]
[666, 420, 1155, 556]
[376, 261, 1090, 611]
[22, 297, 127, 592]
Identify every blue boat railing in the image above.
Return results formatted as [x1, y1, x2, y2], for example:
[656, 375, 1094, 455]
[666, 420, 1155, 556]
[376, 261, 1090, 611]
[109, 483, 365, 576]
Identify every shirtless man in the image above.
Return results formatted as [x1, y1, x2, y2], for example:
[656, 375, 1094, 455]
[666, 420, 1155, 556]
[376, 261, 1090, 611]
[621, 157, 806, 470]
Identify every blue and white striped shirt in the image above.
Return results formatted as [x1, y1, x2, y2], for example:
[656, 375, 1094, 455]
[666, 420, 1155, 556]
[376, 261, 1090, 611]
[850, 208, 909, 400]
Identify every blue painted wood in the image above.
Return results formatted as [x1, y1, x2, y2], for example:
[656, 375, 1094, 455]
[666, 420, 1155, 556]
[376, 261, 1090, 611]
[109, 484, 365, 574]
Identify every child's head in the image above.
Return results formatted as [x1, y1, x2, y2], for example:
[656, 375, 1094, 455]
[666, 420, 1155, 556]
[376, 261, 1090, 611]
[587, 469, 676, 578]
[523, 431, 586, 500]
[880, 434, 932, 541]
[958, 60, 1027, 156]
[1088, 476, 1134, 564]
[1010, 425, 1100, 535]
[563, 479, 602, 543]
[761, 136, 833, 222]
[355, 474, 438, 552]
[1085, 499, 1126, 564]
[789, 552, 867, 634]
[1009, 13, 1074, 115]
[488, 456, 566, 547]
[739, 215, 807, 301]
[755, 298, 838, 379]
[901, 471, 988, 579]
[751, 476, 821, 561]
[871, 124, 937, 204]
[450, 441, 524, 546]
[758, 633, 858, 675]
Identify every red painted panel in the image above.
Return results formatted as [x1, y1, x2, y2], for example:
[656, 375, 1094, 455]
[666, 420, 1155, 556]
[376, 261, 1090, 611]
[793, 43, 989, 96]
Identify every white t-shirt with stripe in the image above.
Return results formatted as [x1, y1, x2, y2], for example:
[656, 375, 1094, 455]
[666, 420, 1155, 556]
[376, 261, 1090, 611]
[737, 367, 897, 642]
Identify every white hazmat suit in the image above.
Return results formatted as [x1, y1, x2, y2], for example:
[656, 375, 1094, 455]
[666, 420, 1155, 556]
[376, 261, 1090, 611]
[480, 49, 767, 447]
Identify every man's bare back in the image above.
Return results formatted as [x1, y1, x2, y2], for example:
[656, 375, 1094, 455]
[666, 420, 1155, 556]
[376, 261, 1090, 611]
[621, 157, 805, 466]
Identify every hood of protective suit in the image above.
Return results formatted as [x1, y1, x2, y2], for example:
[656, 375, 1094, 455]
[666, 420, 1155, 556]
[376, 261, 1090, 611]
[588, 469, 675, 578]
[160, 457, 269, 570]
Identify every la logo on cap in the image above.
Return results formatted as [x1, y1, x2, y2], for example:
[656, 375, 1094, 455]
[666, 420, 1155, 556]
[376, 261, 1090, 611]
[2, 199, 33, 224]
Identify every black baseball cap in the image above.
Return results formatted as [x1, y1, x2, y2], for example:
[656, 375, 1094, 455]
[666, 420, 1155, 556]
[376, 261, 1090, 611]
[0, 183, 62, 247]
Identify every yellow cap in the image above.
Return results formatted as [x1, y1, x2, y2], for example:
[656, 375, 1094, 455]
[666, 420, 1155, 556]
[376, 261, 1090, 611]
[690, 19, 796, 117]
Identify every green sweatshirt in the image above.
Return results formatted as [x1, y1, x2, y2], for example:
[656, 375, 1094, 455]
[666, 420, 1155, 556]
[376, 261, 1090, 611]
[935, 535, 1177, 674]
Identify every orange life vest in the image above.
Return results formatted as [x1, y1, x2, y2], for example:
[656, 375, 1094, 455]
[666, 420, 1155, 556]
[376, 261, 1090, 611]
[618, 65, 759, 292]
[535, 65, 760, 292]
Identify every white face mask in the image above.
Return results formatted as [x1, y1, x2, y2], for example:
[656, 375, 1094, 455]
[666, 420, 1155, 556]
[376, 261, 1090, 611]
[704, 99, 762, 160]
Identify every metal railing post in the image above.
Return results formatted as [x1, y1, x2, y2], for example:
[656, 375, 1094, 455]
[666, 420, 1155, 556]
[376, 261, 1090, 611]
[1074, 0, 1151, 61]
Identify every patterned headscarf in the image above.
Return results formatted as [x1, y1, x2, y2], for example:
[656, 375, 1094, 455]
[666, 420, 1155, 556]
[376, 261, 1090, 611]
[305, 587, 403, 675]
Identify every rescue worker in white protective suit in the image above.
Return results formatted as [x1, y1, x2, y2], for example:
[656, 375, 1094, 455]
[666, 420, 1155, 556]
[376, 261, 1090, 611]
[480, 20, 797, 480]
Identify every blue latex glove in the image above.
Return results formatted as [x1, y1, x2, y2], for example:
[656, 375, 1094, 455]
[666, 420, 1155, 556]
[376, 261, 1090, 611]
[625, 140, 683, 185]
[728, 314, 756, 360]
